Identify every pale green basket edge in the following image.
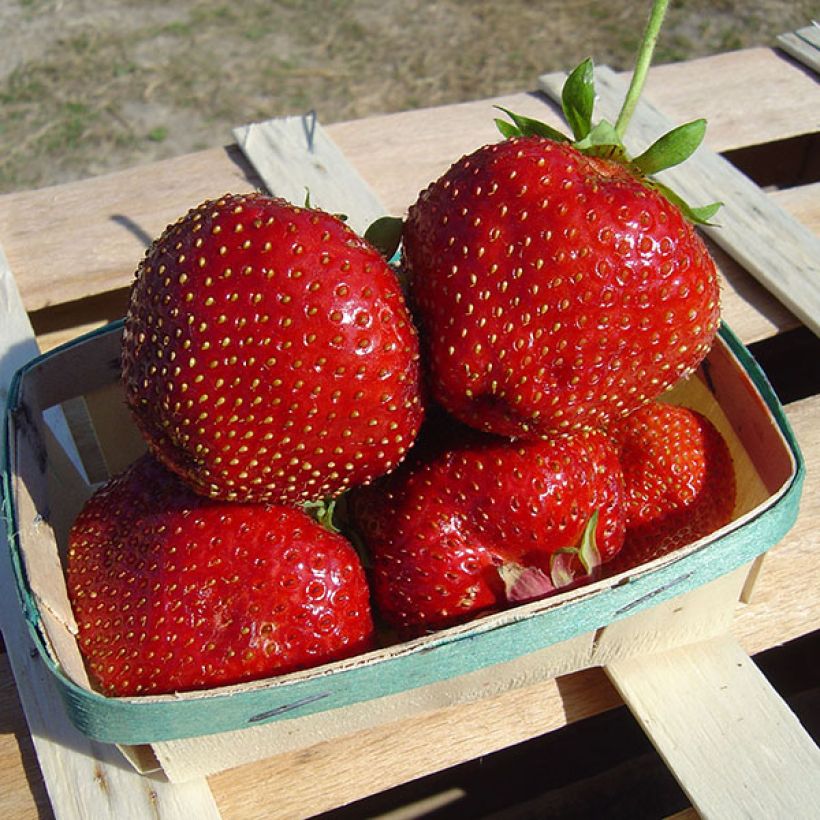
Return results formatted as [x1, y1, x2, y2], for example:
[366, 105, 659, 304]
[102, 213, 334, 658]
[1, 321, 805, 745]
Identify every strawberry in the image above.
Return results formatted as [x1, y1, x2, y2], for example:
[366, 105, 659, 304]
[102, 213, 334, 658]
[66, 454, 374, 696]
[121, 192, 423, 505]
[400, 56, 721, 440]
[347, 421, 625, 634]
[605, 401, 736, 575]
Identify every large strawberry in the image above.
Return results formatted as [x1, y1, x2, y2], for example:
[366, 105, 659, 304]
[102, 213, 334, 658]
[121, 192, 423, 505]
[66, 454, 374, 697]
[347, 420, 625, 634]
[401, 52, 721, 440]
[605, 400, 736, 575]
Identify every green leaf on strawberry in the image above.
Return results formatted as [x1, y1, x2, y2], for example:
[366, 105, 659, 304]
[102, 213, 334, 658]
[493, 0, 721, 226]
[495, 73, 720, 225]
[648, 178, 723, 226]
[302, 496, 340, 533]
[550, 511, 602, 586]
[348, 427, 625, 632]
[364, 214, 404, 260]
[493, 106, 568, 142]
[632, 118, 707, 175]
[561, 57, 596, 142]
[499, 513, 602, 602]
[573, 120, 630, 164]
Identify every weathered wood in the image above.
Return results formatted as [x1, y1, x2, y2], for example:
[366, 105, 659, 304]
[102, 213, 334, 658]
[1, 48, 816, 322]
[29, 181, 816, 354]
[777, 25, 820, 74]
[233, 115, 387, 236]
[732, 396, 820, 650]
[0, 147, 261, 314]
[643, 48, 819, 150]
[0, 601, 222, 820]
[538, 66, 820, 337]
[0, 389, 818, 813]
[208, 667, 622, 819]
[606, 636, 820, 819]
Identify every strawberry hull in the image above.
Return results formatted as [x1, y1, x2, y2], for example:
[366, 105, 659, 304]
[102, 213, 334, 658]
[1, 320, 803, 780]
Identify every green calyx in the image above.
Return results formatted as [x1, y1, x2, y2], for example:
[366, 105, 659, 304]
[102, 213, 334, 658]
[301, 496, 340, 533]
[364, 214, 404, 260]
[499, 511, 604, 604]
[495, 0, 721, 225]
[549, 510, 602, 588]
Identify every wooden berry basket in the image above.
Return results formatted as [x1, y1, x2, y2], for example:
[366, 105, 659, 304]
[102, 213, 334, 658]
[2, 315, 803, 781]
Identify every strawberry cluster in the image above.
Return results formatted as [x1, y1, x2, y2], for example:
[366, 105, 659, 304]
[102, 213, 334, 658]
[66, 60, 737, 696]
[68, 194, 423, 697]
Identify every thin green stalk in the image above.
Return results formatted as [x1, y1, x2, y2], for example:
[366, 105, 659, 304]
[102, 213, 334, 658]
[615, 0, 670, 138]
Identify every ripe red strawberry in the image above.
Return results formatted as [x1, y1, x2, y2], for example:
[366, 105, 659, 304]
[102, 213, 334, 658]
[121, 192, 423, 505]
[605, 401, 736, 575]
[347, 422, 625, 634]
[66, 454, 374, 696]
[402, 135, 720, 439]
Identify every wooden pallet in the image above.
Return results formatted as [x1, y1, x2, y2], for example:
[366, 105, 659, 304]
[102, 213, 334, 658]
[1, 45, 820, 818]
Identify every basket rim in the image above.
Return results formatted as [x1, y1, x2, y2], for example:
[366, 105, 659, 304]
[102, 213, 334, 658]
[0, 320, 806, 745]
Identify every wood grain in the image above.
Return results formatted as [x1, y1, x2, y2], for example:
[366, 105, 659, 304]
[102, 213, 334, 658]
[0, 516, 222, 820]
[642, 48, 820, 151]
[1, 48, 816, 321]
[207, 378, 820, 816]
[777, 26, 820, 74]
[0, 653, 50, 819]
[607, 636, 820, 819]
[1, 216, 221, 820]
[0, 147, 261, 314]
[209, 668, 622, 819]
[233, 115, 387, 236]
[733, 396, 820, 653]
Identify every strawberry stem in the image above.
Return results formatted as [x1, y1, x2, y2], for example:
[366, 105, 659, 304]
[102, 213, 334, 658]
[615, 0, 670, 139]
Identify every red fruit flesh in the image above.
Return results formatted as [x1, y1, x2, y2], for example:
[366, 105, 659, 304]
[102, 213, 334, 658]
[122, 193, 423, 505]
[403, 137, 720, 438]
[349, 424, 625, 634]
[67, 455, 374, 697]
[606, 402, 736, 574]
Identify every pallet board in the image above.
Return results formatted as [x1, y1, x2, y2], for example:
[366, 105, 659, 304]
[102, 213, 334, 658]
[777, 25, 820, 74]
[607, 636, 820, 818]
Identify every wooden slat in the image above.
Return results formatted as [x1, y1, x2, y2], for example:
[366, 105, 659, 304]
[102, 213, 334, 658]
[0, 245, 40, 406]
[208, 385, 820, 815]
[209, 668, 622, 819]
[606, 636, 820, 819]
[0, 364, 818, 820]
[30, 179, 818, 354]
[1, 48, 816, 321]
[732, 396, 820, 651]
[642, 48, 820, 151]
[777, 25, 820, 74]
[0, 653, 50, 818]
[233, 115, 387, 236]
[539, 66, 820, 337]
[0, 147, 261, 314]
[0, 609, 221, 820]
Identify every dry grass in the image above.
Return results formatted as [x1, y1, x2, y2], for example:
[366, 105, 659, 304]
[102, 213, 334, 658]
[0, 0, 814, 194]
